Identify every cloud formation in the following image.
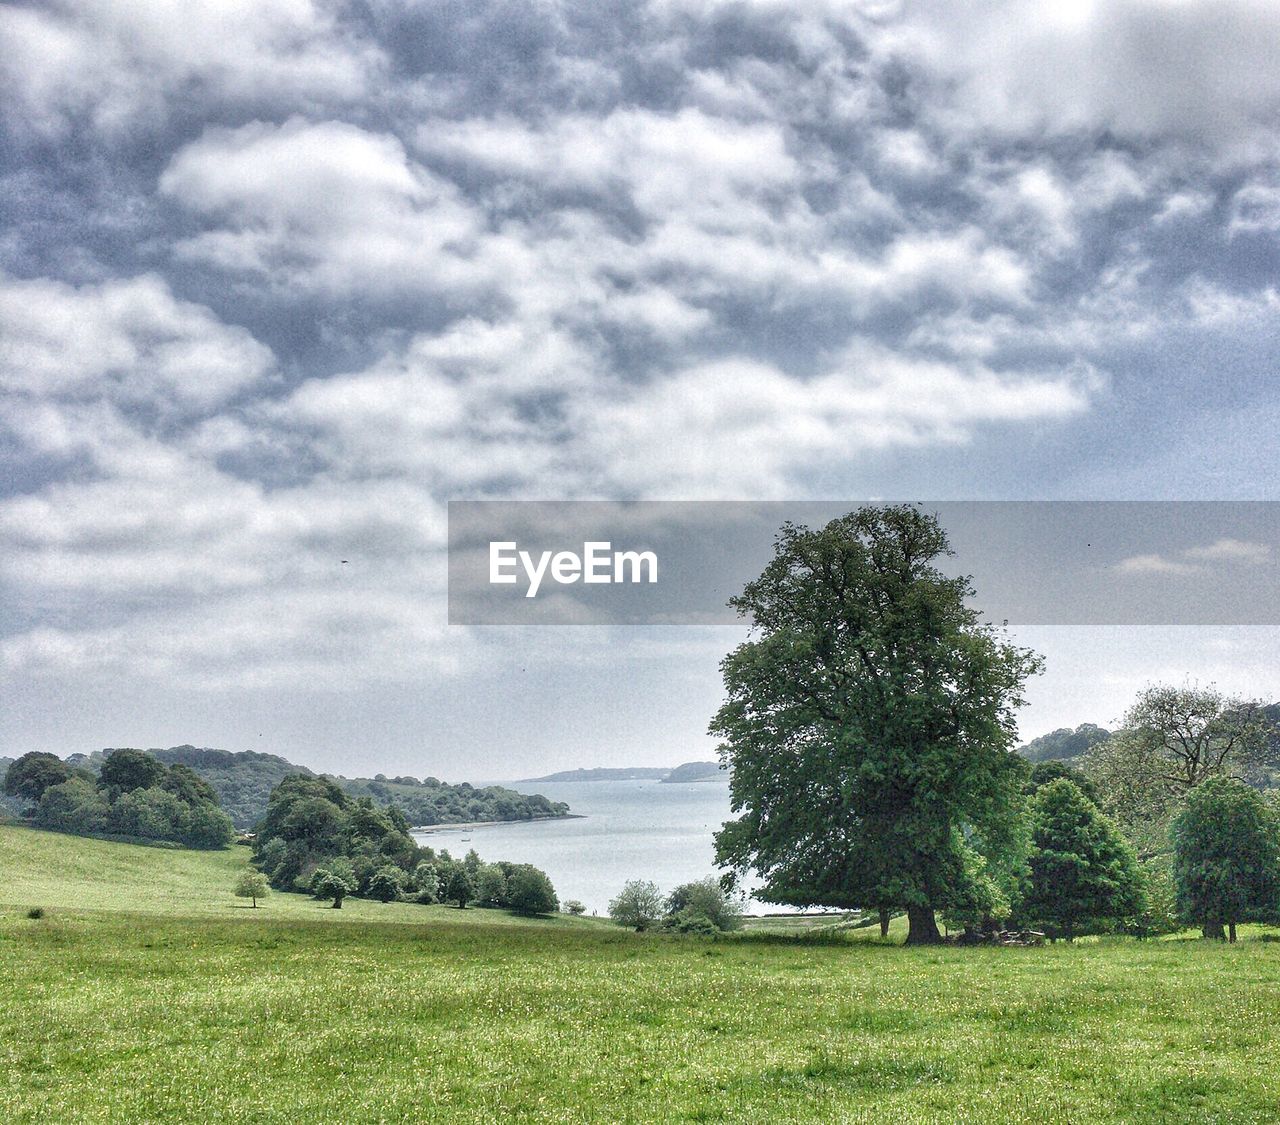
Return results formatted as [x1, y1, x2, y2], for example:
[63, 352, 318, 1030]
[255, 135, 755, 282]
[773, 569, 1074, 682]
[3, 1, 1280, 768]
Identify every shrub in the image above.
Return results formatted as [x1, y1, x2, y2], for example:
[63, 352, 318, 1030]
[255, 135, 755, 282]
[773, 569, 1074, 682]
[564, 900, 586, 916]
[665, 876, 745, 932]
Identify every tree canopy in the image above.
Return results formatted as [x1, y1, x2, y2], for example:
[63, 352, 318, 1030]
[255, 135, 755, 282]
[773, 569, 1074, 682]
[1021, 779, 1144, 940]
[1172, 776, 1280, 942]
[713, 505, 1042, 944]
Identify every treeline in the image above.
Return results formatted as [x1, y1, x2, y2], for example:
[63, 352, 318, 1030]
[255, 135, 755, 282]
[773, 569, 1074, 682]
[252, 775, 559, 915]
[911, 686, 1280, 943]
[0, 745, 571, 830]
[3, 749, 235, 849]
[714, 506, 1280, 945]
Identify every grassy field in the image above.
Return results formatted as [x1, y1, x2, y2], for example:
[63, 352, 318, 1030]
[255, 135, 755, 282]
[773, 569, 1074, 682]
[2, 826, 1279, 1122]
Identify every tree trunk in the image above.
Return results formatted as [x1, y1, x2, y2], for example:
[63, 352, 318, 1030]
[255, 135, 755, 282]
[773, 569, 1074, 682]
[332, 898, 342, 909]
[251, 897, 257, 908]
[1229, 922, 1237, 944]
[879, 908, 891, 939]
[905, 905, 942, 945]
[1203, 920, 1225, 940]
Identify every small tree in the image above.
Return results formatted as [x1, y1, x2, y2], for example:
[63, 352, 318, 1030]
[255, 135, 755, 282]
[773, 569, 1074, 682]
[475, 864, 508, 907]
[235, 870, 270, 908]
[311, 867, 354, 909]
[1022, 779, 1144, 940]
[413, 860, 440, 904]
[506, 865, 558, 915]
[367, 865, 406, 903]
[440, 861, 475, 908]
[1172, 776, 1280, 942]
[564, 900, 586, 916]
[609, 880, 664, 931]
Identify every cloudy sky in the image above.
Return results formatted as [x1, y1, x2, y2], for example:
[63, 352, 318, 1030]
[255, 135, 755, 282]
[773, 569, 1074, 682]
[4, 0, 1280, 779]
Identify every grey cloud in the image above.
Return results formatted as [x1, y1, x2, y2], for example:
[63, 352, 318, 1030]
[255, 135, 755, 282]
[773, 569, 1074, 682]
[2, 0, 1280, 771]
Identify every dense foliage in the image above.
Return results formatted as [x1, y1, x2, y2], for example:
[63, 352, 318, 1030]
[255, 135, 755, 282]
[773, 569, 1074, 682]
[713, 506, 1042, 944]
[4, 749, 234, 849]
[1020, 779, 1144, 940]
[1172, 776, 1280, 942]
[662, 876, 745, 933]
[252, 775, 561, 914]
[1, 745, 570, 831]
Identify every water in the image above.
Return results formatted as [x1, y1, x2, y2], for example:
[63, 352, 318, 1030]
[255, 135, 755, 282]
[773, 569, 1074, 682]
[411, 778, 756, 916]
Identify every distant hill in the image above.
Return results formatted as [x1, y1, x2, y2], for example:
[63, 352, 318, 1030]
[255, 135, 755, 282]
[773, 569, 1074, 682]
[660, 761, 724, 784]
[522, 760, 728, 784]
[4, 746, 570, 830]
[520, 767, 671, 783]
[1017, 724, 1112, 764]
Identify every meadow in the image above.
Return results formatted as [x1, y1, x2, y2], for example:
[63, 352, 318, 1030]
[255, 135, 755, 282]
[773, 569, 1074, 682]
[2, 825, 1279, 1123]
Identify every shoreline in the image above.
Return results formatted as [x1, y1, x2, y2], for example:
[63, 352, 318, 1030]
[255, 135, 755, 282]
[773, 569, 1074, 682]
[410, 813, 586, 834]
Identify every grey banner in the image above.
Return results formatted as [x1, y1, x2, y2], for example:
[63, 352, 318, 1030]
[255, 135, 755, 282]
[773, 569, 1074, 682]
[448, 501, 1280, 625]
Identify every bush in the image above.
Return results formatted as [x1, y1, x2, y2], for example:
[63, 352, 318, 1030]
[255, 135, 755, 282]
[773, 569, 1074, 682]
[564, 900, 586, 915]
[34, 777, 110, 835]
[665, 876, 745, 932]
[26, 907, 44, 920]
[182, 802, 236, 849]
[413, 860, 440, 904]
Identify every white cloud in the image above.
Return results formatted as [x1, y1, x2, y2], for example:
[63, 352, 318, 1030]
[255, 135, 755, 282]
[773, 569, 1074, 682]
[892, 1, 1280, 147]
[1230, 180, 1280, 234]
[1116, 553, 1199, 576]
[0, 0, 379, 135]
[161, 119, 499, 297]
[0, 274, 274, 411]
[1116, 537, 1274, 575]
[1184, 537, 1272, 564]
[578, 348, 1097, 496]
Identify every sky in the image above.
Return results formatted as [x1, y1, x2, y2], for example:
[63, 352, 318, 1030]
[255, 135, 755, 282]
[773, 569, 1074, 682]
[3, 0, 1280, 780]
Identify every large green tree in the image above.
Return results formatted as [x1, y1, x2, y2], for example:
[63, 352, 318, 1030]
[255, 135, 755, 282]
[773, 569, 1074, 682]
[3, 752, 72, 806]
[1172, 776, 1280, 943]
[713, 506, 1042, 944]
[1021, 779, 1144, 940]
[98, 749, 168, 796]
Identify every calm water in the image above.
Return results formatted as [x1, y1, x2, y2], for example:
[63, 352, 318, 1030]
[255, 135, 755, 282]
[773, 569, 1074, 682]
[411, 778, 759, 916]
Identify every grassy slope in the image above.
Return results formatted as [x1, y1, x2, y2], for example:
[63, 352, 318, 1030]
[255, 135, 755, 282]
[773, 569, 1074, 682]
[3, 826, 1280, 1123]
[0, 825, 597, 928]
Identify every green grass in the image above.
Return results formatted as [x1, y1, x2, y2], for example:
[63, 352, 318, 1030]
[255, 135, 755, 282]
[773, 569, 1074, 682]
[2, 826, 1280, 1122]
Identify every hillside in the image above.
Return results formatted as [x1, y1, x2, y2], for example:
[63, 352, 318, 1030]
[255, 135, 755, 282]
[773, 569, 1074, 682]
[520, 767, 670, 782]
[0, 824, 588, 927]
[660, 761, 724, 783]
[522, 761, 728, 784]
[1016, 723, 1112, 763]
[3, 747, 570, 830]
